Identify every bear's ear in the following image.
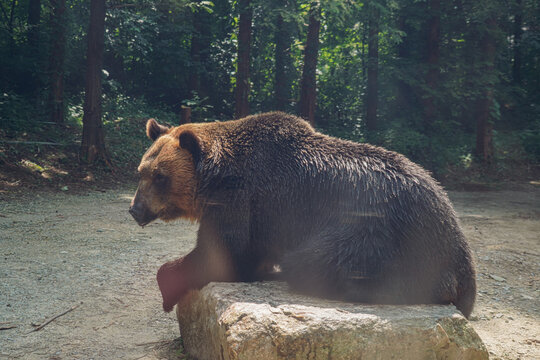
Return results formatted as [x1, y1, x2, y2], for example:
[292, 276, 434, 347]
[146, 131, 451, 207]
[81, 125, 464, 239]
[146, 118, 170, 141]
[179, 130, 202, 163]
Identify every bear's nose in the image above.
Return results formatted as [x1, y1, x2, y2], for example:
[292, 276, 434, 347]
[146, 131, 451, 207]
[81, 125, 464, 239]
[129, 203, 144, 223]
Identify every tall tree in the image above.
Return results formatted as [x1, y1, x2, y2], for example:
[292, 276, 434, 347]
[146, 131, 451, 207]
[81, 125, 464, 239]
[474, 16, 498, 164]
[25, 0, 41, 94]
[422, 0, 440, 127]
[512, 0, 523, 84]
[298, 2, 321, 126]
[273, 1, 292, 111]
[189, 11, 202, 96]
[234, 0, 253, 119]
[188, 1, 212, 98]
[395, 12, 412, 115]
[365, 1, 379, 132]
[80, 0, 110, 165]
[27, 0, 40, 47]
[5, 0, 16, 43]
[48, 0, 66, 124]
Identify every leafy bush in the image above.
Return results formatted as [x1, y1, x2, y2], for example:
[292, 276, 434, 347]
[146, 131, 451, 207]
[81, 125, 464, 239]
[102, 95, 178, 171]
[0, 92, 42, 135]
[520, 127, 540, 162]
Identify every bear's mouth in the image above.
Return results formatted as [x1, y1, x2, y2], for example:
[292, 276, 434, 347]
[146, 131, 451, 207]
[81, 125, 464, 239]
[129, 206, 158, 227]
[133, 216, 157, 227]
[137, 219, 154, 227]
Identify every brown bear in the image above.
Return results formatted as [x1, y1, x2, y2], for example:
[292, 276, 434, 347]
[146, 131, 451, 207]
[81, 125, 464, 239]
[129, 112, 477, 318]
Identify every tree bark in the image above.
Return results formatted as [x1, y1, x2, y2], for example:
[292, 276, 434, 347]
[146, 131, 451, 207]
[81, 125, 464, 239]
[180, 106, 192, 125]
[512, 0, 522, 84]
[474, 17, 497, 164]
[27, 0, 40, 47]
[298, 3, 321, 127]
[48, 0, 66, 124]
[25, 0, 41, 95]
[396, 12, 414, 114]
[81, 0, 110, 165]
[189, 5, 203, 96]
[27, 0, 40, 65]
[274, 9, 290, 111]
[422, 0, 440, 127]
[362, 18, 367, 79]
[365, 3, 379, 132]
[187, 1, 212, 106]
[234, 0, 252, 119]
[7, 0, 16, 43]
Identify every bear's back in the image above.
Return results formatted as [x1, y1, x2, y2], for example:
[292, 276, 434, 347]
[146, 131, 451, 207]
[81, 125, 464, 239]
[185, 112, 448, 213]
[230, 113, 444, 203]
[189, 113, 456, 238]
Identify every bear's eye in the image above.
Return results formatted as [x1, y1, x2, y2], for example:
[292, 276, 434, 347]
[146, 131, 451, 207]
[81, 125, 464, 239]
[154, 173, 168, 187]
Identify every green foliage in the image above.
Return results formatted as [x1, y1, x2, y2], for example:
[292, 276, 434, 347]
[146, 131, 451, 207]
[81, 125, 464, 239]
[0, 0, 539, 180]
[182, 92, 216, 122]
[102, 95, 178, 169]
[0, 92, 41, 134]
[520, 126, 540, 162]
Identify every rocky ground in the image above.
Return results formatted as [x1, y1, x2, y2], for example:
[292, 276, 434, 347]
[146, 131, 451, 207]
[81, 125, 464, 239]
[451, 189, 540, 359]
[0, 186, 538, 359]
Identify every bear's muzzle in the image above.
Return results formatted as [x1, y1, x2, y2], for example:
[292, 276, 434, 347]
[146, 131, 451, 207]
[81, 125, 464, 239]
[129, 201, 157, 227]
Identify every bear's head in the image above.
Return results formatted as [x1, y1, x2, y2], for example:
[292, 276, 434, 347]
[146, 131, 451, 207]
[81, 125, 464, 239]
[129, 118, 204, 226]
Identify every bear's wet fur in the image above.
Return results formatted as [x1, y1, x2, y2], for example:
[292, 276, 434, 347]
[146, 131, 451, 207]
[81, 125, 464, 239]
[130, 112, 476, 318]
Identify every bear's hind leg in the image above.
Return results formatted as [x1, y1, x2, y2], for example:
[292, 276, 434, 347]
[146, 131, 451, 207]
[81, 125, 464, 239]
[278, 231, 425, 304]
[279, 235, 378, 302]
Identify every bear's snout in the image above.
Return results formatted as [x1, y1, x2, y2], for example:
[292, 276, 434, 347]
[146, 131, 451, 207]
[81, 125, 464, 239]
[129, 201, 157, 227]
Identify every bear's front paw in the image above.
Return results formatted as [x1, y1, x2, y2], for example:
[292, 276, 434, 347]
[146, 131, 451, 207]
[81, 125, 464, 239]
[156, 260, 187, 313]
[162, 299, 175, 313]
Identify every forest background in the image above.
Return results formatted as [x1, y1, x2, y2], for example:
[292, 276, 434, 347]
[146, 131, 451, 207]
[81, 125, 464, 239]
[0, 0, 539, 190]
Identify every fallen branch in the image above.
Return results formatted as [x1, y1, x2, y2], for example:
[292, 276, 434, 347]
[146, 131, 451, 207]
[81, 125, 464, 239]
[0, 324, 17, 330]
[134, 354, 150, 360]
[28, 304, 80, 333]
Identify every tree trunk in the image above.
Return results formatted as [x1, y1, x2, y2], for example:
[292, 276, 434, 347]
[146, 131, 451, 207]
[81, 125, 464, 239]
[362, 18, 367, 79]
[189, 8, 202, 96]
[422, 0, 440, 127]
[512, 0, 522, 84]
[27, 0, 40, 47]
[180, 106, 192, 124]
[6, 0, 16, 44]
[234, 0, 252, 119]
[81, 0, 110, 165]
[48, 0, 66, 124]
[188, 2, 212, 105]
[365, 3, 379, 132]
[396, 13, 414, 114]
[188, 22, 201, 94]
[298, 3, 321, 127]
[274, 8, 290, 111]
[24, 0, 41, 95]
[474, 17, 497, 164]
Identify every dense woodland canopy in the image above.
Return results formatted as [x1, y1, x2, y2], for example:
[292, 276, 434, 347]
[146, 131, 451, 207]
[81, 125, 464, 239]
[0, 0, 539, 181]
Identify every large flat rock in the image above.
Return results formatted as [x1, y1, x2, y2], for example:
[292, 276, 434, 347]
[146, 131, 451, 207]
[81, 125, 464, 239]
[176, 282, 488, 360]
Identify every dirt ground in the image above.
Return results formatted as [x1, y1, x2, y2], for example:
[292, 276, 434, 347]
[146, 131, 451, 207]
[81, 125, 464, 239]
[0, 186, 538, 359]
